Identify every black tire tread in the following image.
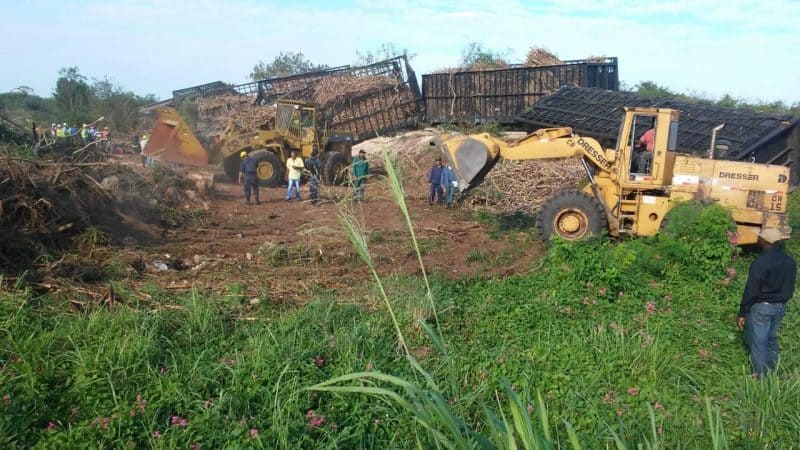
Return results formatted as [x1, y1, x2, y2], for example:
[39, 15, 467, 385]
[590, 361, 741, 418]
[537, 190, 607, 240]
[322, 152, 348, 185]
[249, 150, 284, 187]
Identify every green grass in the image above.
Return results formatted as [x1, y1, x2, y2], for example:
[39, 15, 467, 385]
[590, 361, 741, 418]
[3, 250, 798, 447]
[2, 173, 800, 447]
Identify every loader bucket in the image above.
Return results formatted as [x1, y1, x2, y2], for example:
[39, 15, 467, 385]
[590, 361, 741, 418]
[432, 134, 500, 193]
[143, 107, 209, 167]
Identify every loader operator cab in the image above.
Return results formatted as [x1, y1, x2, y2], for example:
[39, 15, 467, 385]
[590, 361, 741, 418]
[617, 108, 680, 186]
[625, 115, 657, 176]
[276, 101, 317, 145]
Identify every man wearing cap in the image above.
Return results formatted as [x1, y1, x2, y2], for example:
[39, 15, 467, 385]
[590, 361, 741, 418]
[80, 124, 89, 144]
[427, 157, 445, 205]
[737, 228, 796, 377]
[352, 149, 369, 202]
[238, 151, 261, 205]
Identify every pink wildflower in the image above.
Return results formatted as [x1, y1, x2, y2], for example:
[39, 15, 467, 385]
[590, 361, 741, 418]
[726, 267, 736, 278]
[92, 416, 113, 430]
[159, 367, 166, 375]
[2, 394, 9, 406]
[627, 387, 640, 396]
[306, 410, 326, 428]
[136, 394, 147, 413]
[698, 348, 710, 358]
[645, 302, 656, 314]
[314, 355, 325, 368]
[250, 428, 259, 438]
[190, 443, 201, 450]
[47, 421, 57, 430]
[170, 415, 189, 428]
[654, 402, 664, 410]
[153, 431, 162, 439]
[603, 391, 616, 403]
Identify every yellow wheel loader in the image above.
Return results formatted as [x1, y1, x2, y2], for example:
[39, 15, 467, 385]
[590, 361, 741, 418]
[433, 107, 791, 245]
[144, 100, 353, 186]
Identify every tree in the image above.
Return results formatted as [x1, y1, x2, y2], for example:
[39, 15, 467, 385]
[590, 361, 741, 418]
[354, 42, 414, 65]
[90, 76, 157, 131]
[249, 52, 327, 80]
[53, 66, 91, 123]
[459, 42, 511, 70]
[12, 86, 34, 95]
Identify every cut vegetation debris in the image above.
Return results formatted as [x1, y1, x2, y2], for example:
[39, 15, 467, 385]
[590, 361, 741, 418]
[468, 158, 585, 214]
[0, 155, 210, 276]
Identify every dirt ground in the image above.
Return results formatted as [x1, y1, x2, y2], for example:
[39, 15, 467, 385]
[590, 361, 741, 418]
[102, 132, 547, 304]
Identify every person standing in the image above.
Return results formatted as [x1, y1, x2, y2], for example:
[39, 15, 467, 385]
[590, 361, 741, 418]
[428, 157, 445, 205]
[140, 134, 151, 167]
[80, 124, 89, 144]
[285, 149, 304, 201]
[440, 160, 457, 209]
[238, 151, 261, 205]
[305, 149, 322, 206]
[737, 228, 796, 377]
[100, 127, 111, 152]
[352, 149, 369, 202]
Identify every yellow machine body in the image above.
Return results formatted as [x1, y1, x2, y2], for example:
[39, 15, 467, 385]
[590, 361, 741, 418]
[145, 100, 353, 186]
[435, 107, 790, 245]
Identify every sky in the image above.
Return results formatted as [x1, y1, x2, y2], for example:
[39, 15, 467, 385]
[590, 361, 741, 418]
[1, 0, 798, 104]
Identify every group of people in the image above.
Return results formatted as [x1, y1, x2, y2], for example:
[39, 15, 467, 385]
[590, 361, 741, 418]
[427, 157, 458, 208]
[238, 148, 370, 206]
[50, 122, 111, 151]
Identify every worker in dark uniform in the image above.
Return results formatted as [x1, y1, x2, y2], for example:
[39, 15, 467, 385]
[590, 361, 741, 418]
[305, 149, 322, 206]
[737, 228, 796, 377]
[238, 151, 261, 205]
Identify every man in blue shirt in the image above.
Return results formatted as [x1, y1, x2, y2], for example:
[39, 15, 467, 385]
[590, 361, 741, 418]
[737, 228, 796, 377]
[440, 160, 457, 209]
[238, 151, 261, 205]
[427, 158, 444, 205]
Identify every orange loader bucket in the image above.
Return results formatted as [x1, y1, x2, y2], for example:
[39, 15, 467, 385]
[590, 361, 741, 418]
[143, 107, 209, 167]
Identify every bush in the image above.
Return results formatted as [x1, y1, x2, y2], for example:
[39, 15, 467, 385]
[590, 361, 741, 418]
[545, 202, 738, 300]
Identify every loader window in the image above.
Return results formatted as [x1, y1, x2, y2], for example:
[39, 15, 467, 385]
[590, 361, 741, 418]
[300, 110, 313, 128]
[629, 114, 656, 176]
[668, 120, 678, 151]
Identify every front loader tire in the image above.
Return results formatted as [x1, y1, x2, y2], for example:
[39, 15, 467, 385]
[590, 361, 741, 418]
[322, 152, 348, 185]
[249, 150, 284, 187]
[538, 191, 607, 241]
